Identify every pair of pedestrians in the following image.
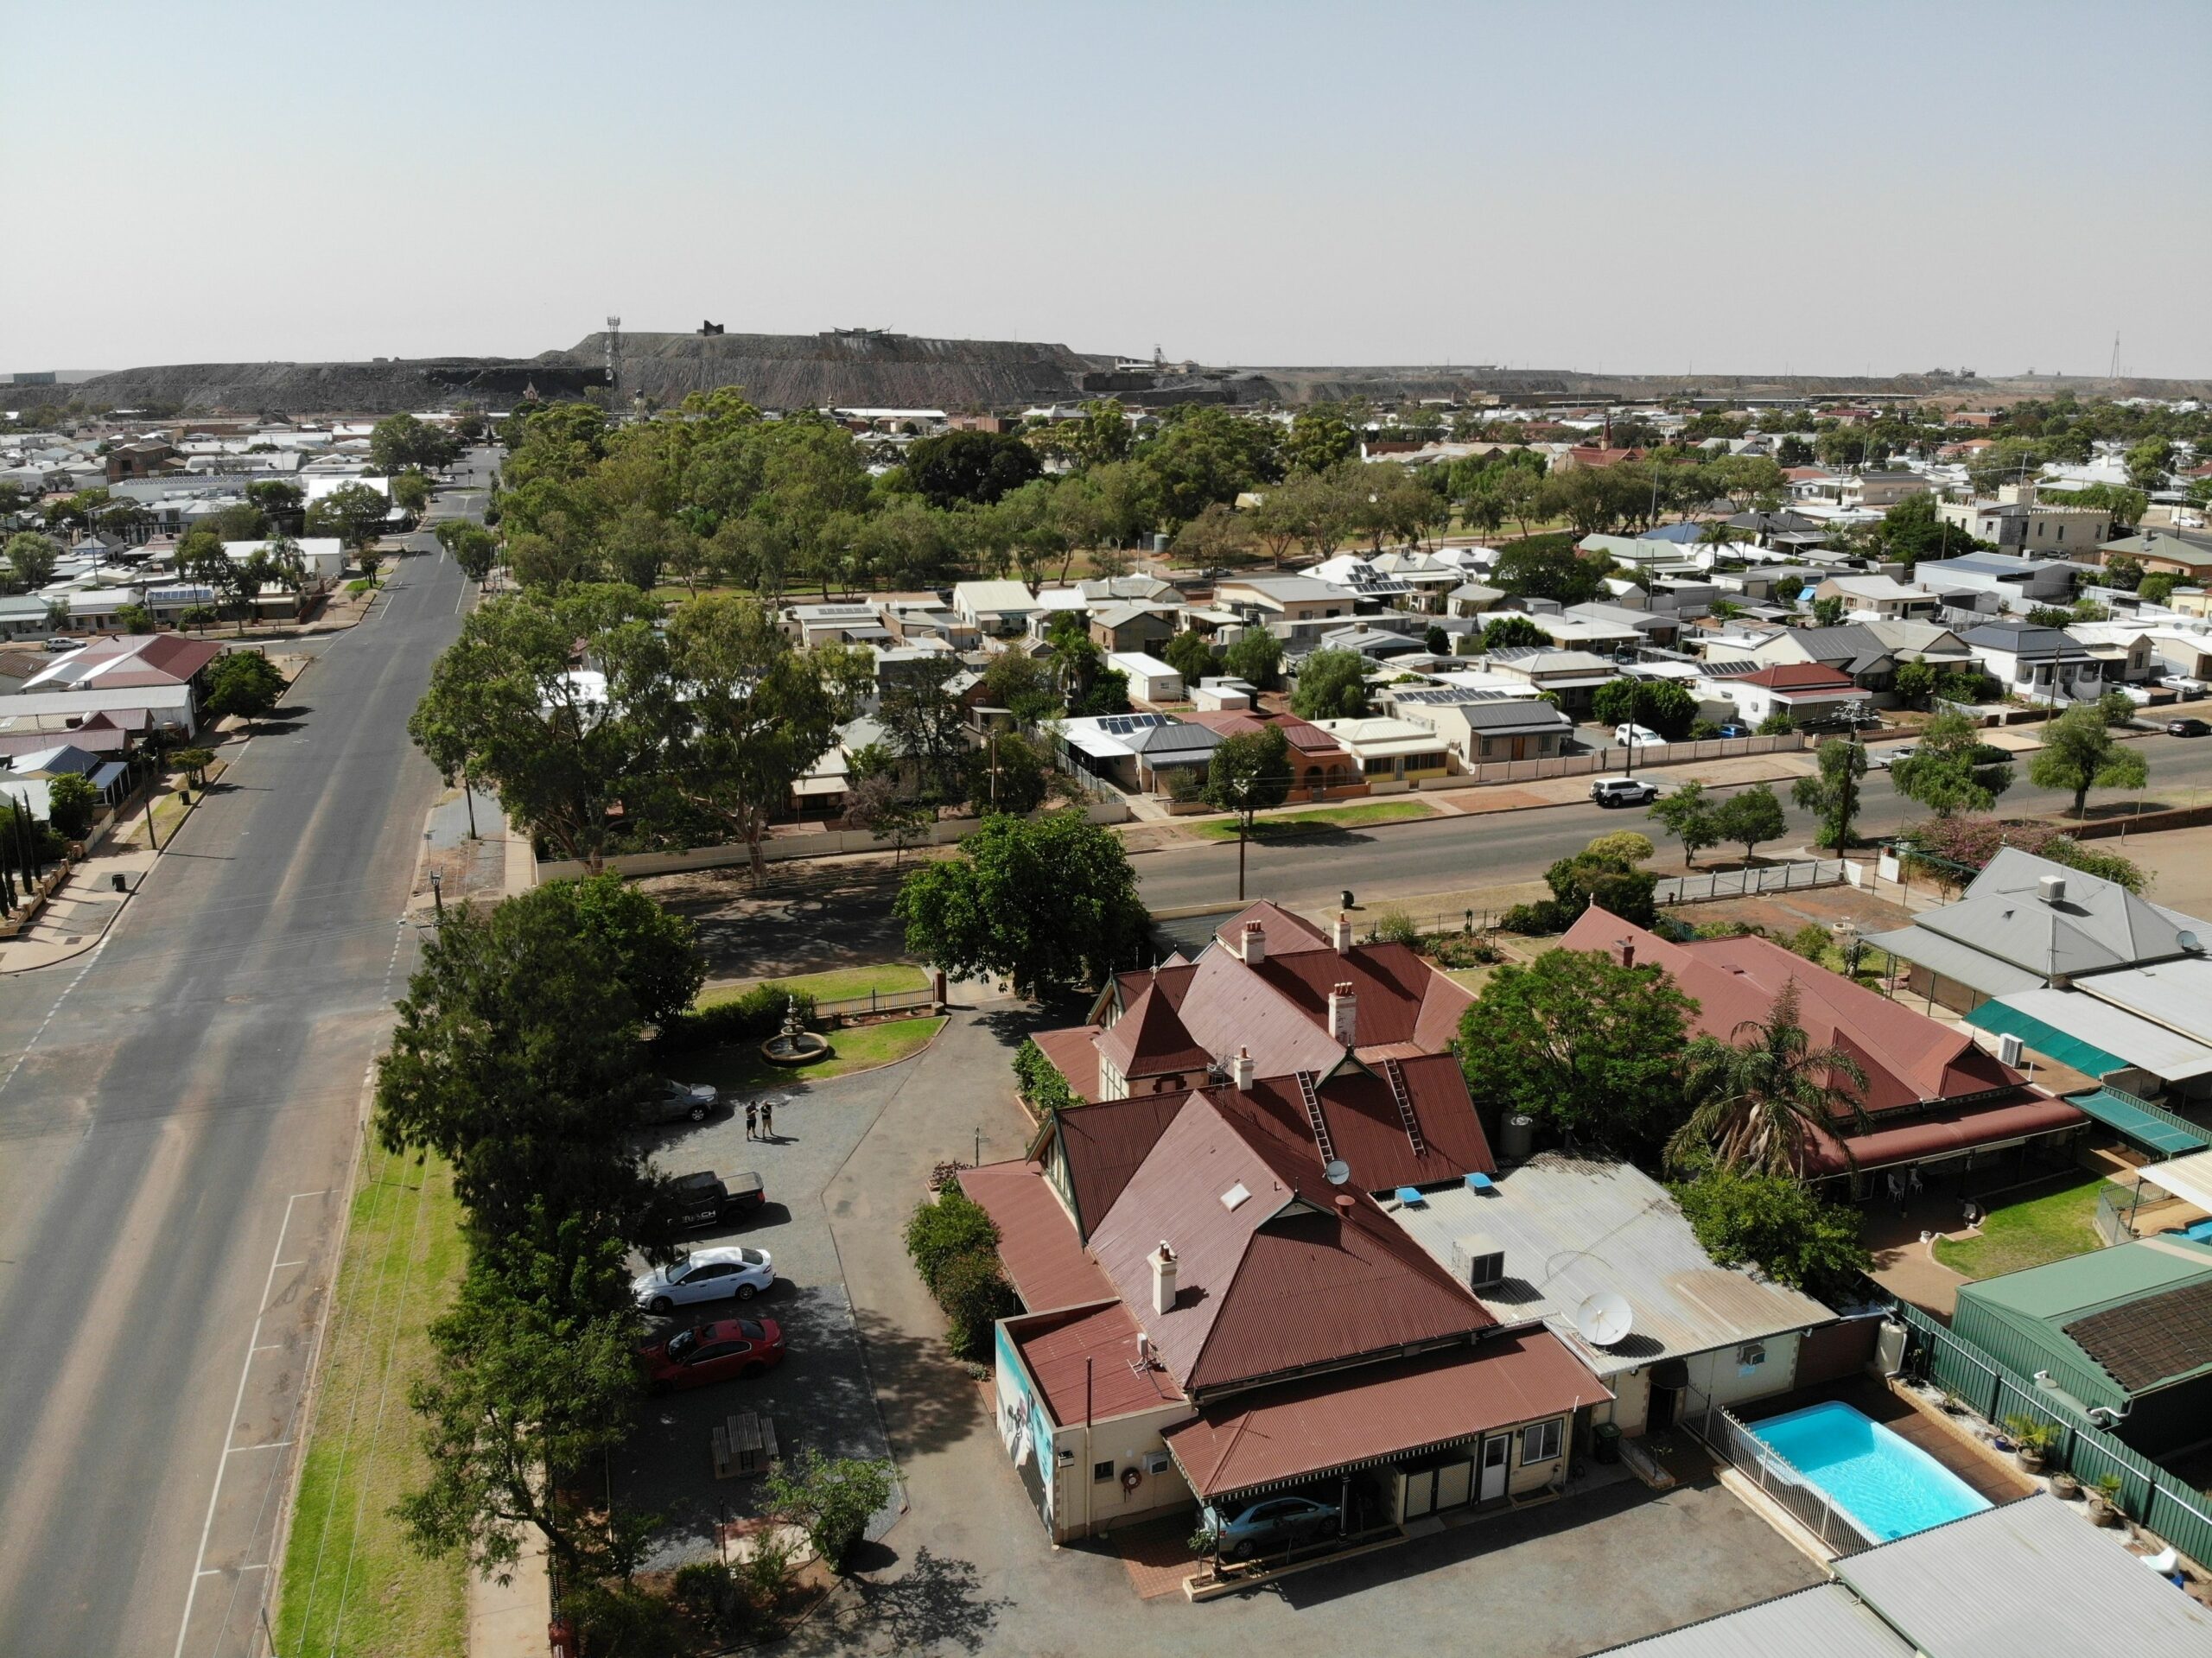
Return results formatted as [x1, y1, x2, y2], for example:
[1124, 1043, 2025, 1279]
[744, 1095, 779, 1140]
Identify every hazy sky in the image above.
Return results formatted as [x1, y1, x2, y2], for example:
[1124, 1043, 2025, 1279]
[5, 0, 2208, 377]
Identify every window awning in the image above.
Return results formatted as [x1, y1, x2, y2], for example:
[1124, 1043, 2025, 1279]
[2063, 1089, 2212, 1158]
[1973, 988, 2212, 1083]
[1160, 1333, 1608, 1501]
[1801, 1095, 2088, 1178]
[2138, 1151, 2212, 1213]
[1964, 1001, 2125, 1079]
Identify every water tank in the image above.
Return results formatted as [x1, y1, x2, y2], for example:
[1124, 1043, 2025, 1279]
[1876, 1319, 1909, 1378]
[1152, 532, 1171, 556]
[1502, 1113, 1535, 1163]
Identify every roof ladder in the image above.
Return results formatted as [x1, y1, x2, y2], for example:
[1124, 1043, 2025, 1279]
[1294, 1070, 1336, 1165]
[1383, 1058, 1426, 1159]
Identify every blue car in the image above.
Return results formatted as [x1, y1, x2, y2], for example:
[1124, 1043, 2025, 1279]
[1715, 721, 1753, 739]
[1200, 1494, 1342, 1559]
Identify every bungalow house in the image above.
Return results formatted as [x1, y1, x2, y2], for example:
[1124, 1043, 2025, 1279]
[1310, 716, 1455, 783]
[1813, 574, 1942, 621]
[2098, 530, 2212, 582]
[1793, 470, 1929, 512]
[1107, 651, 1182, 705]
[1480, 645, 1620, 715]
[785, 601, 893, 648]
[20, 632, 223, 698]
[1446, 581, 1506, 618]
[1866, 850, 2212, 1107]
[1956, 620, 2104, 705]
[950, 580, 1043, 638]
[1715, 662, 1863, 727]
[1057, 712, 1217, 796]
[1215, 575, 1351, 627]
[1564, 600, 1681, 649]
[1179, 710, 1354, 796]
[1748, 626, 1897, 697]
[1088, 603, 1178, 656]
[0, 683, 200, 740]
[1387, 687, 1575, 764]
[1522, 612, 1644, 654]
[2063, 621, 2160, 684]
[1561, 910, 2088, 1197]
[2141, 626, 2212, 682]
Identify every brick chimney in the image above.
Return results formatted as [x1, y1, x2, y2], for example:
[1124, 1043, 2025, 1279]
[1240, 920, 1266, 965]
[1618, 937, 1636, 969]
[1150, 1241, 1179, 1315]
[1328, 981, 1357, 1047]
[1333, 912, 1354, 953]
[1230, 1046, 1255, 1090]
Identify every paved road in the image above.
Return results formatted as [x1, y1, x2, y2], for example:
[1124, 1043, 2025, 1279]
[1132, 734, 2212, 915]
[0, 454, 493, 1658]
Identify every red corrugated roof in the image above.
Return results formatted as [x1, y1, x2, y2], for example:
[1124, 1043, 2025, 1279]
[1029, 1024, 1103, 1104]
[1738, 663, 1858, 690]
[1162, 1333, 1610, 1498]
[1010, 1300, 1184, 1426]
[957, 1162, 1114, 1312]
[1238, 1053, 1495, 1191]
[1046, 1093, 1192, 1236]
[1096, 981, 1212, 1077]
[1088, 1094, 1496, 1394]
[1248, 942, 1440, 1050]
[1800, 1095, 2085, 1176]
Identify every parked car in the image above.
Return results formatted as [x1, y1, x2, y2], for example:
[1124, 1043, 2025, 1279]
[1611, 723, 1664, 748]
[671, 1168, 766, 1230]
[1200, 1494, 1342, 1560]
[632, 1246, 774, 1312]
[636, 1077, 720, 1125]
[2161, 677, 2206, 700]
[1714, 721, 1753, 739]
[2167, 717, 2210, 738]
[1872, 743, 1918, 769]
[638, 1317, 785, 1392]
[2112, 683, 2157, 707]
[1590, 776, 1660, 807]
[42, 636, 82, 652]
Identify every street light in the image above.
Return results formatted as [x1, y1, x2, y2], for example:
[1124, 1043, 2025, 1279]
[429, 869, 444, 920]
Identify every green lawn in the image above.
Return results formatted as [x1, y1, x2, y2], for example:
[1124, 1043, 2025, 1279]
[701, 962, 927, 1007]
[276, 1142, 468, 1658]
[1932, 1172, 2109, 1280]
[1441, 965, 1497, 994]
[1192, 800, 1433, 841]
[677, 1014, 946, 1094]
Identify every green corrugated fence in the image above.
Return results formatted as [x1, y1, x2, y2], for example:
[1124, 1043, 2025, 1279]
[1893, 1301, 2212, 1572]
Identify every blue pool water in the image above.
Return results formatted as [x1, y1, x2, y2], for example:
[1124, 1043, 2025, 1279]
[2175, 1218, 2212, 1244]
[1750, 1401, 1992, 1541]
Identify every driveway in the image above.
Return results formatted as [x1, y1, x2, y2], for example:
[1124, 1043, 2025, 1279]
[791, 999, 1826, 1656]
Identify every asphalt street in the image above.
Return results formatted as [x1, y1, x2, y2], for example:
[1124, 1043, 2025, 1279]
[1129, 733, 2212, 915]
[0, 454, 492, 1658]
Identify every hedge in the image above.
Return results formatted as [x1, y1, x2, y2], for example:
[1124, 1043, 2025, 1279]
[659, 984, 818, 1053]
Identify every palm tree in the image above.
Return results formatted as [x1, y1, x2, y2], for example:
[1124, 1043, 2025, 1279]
[1669, 979, 1872, 1177]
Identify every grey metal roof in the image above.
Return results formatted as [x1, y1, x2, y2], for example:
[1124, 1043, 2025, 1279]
[1448, 699, 1573, 732]
[1592, 1584, 1908, 1657]
[1835, 1494, 2212, 1657]
[1959, 622, 2082, 654]
[1907, 848, 2207, 981]
[1860, 924, 2045, 1001]
[1126, 721, 1219, 756]
[1388, 1154, 1834, 1376]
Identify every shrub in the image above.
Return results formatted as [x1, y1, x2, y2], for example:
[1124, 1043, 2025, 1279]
[44, 772, 98, 840]
[938, 1250, 1020, 1357]
[762, 1451, 896, 1572]
[671, 1560, 759, 1639]
[1012, 1038, 1081, 1115]
[662, 984, 817, 1052]
[1423, 931, 1500, 969]
[1499, 900, 1567, 935]
[1371, 907, 1420, 947]
[1788, 923, 1832, 963]
[903, 1188, 1000, 1296]
[1756, 710, 1796, 735]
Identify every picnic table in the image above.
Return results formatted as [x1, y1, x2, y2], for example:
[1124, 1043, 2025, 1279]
[711, 1409, 779, 1479]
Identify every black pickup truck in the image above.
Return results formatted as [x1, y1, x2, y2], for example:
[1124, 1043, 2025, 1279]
[671, 1169, 766, 1230]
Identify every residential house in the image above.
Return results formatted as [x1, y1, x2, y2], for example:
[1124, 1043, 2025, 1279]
[1179, 710, 1352, 795]
[1480, 646, 1620, 715]
[1057, 712, 1218, 796]
[2140, 625, 2212, 682]
[0, 595, 50, 640]
[1215, 575, 1351, 627]
[1914, 553, 2078, 613]
[0, 683, 200, 739]
[1089, 603, 1178, 656]
[19, 632, 222, 697]
[1446, 581, 1506, 618]
[1390, 1156, 1837, 1437]
[1866, 850, 2212, 1105]
[785, 601, 893, 648]
[951, 580, 1043, 638]
[2063, 621, 2160, 684]
[1792, 470, 1929, 512]
[1563, 600, 1680, 648]
[1956, 620, 2104, 705]
[1936, 486, 2112, 555]
[1748, 626, 1897, 697]
[1310, 716, 1455, 783]
[1561, 910, 2087, 1195]
[1714, 662, 1864, 727]
[1386, 687, 1575, 764]
[1814, 574, 1942, 621]
[2100, 530, 2212, 582]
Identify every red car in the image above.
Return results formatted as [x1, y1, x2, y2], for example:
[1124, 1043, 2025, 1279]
[639, 1318, 786, 1393]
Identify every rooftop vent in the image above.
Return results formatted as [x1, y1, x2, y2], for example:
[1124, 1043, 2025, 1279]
[1451, 1236, 1506, 1289]
[1220, 1181, 1251, 1211]
[2039, 873, 2068, 905]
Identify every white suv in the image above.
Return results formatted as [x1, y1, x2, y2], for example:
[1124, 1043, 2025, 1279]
[1590, 776, 1660, 808]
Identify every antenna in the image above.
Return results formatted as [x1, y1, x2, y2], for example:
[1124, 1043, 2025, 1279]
[1323, 1159, 1350, 1187]
[2108, 331, 2120, 382]
[605, 315, 622, 396]
[1573, 1291, 1634, 1348]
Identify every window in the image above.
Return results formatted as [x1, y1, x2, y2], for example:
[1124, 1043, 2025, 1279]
[1093, 1460, 1115, 1482]
[1520, 1418, 1563, 1464]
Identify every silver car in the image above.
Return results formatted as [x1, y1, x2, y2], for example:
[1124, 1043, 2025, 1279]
[632, 1247, 774, 1312]
[636, 1077, 720, 1124]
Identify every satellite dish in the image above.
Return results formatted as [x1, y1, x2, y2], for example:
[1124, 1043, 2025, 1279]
[1324, 1159, 1351, 1187]
[2180, 931, 2202, 952]
[1573, 1291, 1634, 1348]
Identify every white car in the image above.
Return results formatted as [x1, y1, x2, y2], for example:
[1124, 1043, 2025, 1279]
[1590, 776, 1661, 807]
[2162, 677, 2206, 700]
[1872, 743, 1917, 769]
[1612, 723, 1664, 748]
[633, 1247, 774, 1312]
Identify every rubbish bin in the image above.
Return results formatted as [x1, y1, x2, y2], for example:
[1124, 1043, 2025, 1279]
[111, 873, 129, 893]
[1592, 1422, 1622, 1465]
[1340, 888, 1355, 911]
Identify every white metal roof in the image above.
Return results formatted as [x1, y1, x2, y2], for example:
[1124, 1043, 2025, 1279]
[2074, 956, 2212, 1045]
[1993, 986, 2212, 1082]
[2138, 1150, 2212, 1211]
[1591, 1584, 1907, 1658]
[1835, 1494, 2212, 1657]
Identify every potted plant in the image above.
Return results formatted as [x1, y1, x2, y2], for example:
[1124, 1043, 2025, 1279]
[2002, 1414, 2058, 1474]
[2088, 1473, 2125, 1527]
[2049, 1469, 2082, 1501]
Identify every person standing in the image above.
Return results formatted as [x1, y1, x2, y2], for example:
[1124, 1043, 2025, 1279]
[744, 1098, 758, 1140]
[760, 1096, 776, 1141]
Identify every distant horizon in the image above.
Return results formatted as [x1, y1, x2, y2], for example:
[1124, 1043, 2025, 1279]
[5, 2, 2206, 377]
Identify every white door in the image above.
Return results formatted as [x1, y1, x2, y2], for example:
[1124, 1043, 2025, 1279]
[1478, 1434, 1509, 1502]
[1434, 1458, 1472, 1511]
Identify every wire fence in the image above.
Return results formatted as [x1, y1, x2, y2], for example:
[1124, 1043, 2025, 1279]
[814, 987, 938, 1021]
[1681, 1387, 1878, 1557]
[1654, 859, 1850, 904]
[1893, 1301, 2212, 1572]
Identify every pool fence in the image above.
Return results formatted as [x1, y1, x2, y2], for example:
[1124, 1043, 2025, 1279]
[1892, 1301, 2212, 1572]
[1680, 1387, 1878, 1557]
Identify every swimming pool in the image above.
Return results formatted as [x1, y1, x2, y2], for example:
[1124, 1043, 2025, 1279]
[1750, 1401, 1992, 1542]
